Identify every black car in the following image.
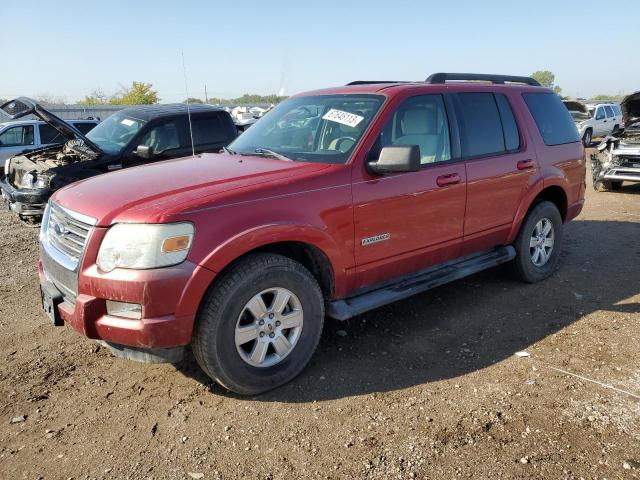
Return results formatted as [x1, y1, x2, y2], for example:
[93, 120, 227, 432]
[0, 98, 238, 219]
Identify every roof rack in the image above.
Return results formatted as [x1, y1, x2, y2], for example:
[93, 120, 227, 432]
[425, 73, 540, 86]
[346, 81, 410, 86]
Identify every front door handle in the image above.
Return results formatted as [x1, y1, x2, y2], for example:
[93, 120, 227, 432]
[436, 173, 461, 187]
[517, 159, 535, 170]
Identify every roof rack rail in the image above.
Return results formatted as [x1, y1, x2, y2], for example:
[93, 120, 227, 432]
[425, 73, 541, 87]
[346, 81, 410, 86]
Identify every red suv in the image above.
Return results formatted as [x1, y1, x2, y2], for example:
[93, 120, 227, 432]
[39, 73, 586, 394]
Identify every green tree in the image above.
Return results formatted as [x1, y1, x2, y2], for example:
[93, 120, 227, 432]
[591, 94, 624, 102]
[78, 89, 110, 105]
[530, 70, 562, 95]
[183, 97, 204, 104]
[113, 81, 159, 105]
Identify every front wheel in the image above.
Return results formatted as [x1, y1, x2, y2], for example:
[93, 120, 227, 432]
[511, 201, 563, 283]
[192, 253, 324, 395]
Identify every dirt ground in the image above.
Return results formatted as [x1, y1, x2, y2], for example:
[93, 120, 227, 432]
[1, 149, 639, 479]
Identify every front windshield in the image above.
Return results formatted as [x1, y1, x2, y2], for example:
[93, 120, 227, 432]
[229, 94, 384, 164]
[86, 112, 146, 154]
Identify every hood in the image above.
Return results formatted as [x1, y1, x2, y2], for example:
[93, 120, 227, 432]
[0, 97, 103, 155]
[562, 100, 588, 114]
[621, 91, 640, 128]
[53, 153, 332, 226]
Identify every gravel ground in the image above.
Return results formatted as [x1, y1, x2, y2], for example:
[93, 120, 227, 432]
[1, 150, 639, 479]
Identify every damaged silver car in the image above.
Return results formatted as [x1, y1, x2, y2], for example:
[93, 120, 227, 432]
[591, 91, 640, 191]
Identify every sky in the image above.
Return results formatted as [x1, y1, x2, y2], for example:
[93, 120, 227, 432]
[0, 0, 638, 103]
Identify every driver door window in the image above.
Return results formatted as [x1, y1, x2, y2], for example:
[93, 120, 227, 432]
[375, 95, 451, 164]
[0, 125, 34, 147]
[138, 121, 180, 157]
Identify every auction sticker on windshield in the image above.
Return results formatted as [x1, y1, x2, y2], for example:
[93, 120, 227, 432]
[121, 118, 135, 127]
[322, 109, 364, 128]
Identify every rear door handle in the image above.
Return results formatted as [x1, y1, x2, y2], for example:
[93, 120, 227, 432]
[517, 159, 535, 170]
[436, 173, 461, 187]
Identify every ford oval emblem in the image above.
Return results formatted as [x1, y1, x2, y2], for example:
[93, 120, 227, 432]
[53, 222, 66, 236]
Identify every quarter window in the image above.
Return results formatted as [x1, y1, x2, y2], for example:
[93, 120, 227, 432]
[375, 95, 451, 164]
[522, 93, 581, 146]
[0, 125, 34, 146]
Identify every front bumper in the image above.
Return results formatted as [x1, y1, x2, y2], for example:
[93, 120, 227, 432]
[38, 257, 216, 350]
[0, 176, 48, 216]
[603, 166, 640, 183]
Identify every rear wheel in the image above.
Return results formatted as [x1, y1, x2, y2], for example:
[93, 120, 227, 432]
[582, 129, 592, 147]
[511, 201, 563, 283]
[192, 253, 324, 395]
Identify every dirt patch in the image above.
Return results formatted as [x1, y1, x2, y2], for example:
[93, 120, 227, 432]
[1, 151, 639, 479]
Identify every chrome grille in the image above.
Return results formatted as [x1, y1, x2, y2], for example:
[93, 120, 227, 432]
[46, 203, 92, 262]
[39, 201, 96, 303]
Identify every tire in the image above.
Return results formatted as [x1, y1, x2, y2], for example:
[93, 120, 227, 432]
[192, 253, 324, 395]
[511, 201, 563, 283]
[582, 129, 592, 147]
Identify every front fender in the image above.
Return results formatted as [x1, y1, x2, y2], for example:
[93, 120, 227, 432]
[198, 223, 352, 298]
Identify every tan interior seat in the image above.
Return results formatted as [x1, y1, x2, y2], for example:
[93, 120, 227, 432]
[394, 109, 440, 163]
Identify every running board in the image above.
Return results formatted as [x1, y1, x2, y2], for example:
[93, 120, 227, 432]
[326, 246, 516, 320]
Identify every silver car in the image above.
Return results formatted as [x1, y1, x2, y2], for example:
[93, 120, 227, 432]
[0, 119, 98, 163]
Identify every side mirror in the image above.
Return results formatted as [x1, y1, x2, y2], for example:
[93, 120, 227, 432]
[134, 145, 153, 159]
[368, 145, 421, 174]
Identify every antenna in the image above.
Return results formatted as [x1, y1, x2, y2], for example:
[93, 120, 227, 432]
[181, 51, 196, 158]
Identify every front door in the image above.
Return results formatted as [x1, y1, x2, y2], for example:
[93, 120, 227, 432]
[352, 94, 466, 290]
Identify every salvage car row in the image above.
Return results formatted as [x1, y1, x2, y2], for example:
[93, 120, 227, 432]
[0, 75, 637, 395]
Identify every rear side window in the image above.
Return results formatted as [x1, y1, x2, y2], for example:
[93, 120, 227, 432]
[522, 93, 581, 146]
[456, 93, 504, 157]
[495, 94, 520, 151]
[190, 114, 231, 146]
[39, 124, 66, 144]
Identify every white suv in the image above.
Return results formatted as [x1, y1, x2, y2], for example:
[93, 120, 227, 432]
[563, 100, 622, 146]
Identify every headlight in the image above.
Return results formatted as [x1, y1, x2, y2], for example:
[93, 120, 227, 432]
[20, 172, 35, 188]
[97, 223, 194, 273]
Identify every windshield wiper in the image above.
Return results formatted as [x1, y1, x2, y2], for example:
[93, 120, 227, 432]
[252, 147, 292, 162]
[222, 146, 236, 155]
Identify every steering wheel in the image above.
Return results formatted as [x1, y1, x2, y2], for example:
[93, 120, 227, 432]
[334, 136, 357, 152]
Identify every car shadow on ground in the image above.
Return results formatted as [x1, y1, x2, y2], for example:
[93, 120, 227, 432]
[176, 219, 640, 402]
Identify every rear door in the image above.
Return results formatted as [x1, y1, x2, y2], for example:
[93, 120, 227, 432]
[604, 105, 616, 134]
[454, 92, 539, 255]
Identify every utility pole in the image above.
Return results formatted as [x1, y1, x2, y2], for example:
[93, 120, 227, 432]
[204, 84, 208, 103]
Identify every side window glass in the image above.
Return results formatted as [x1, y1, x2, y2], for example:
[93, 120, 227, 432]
[595, 107, 605, 120]
[190, 115, 228, 146]
[138, 121, 180, 155]
[495, 94, 521, 151]
[72, 122, 97, 135]
[456, 93, 505, 157]
[39, 124, 66, 144]
[377, 95, 451, 164]
[0, 125, 34, 147]
[604, 105, 614, 118]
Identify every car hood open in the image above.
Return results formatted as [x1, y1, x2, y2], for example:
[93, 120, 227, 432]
[563, 100, 589, 114]
[621, 91, 640, 128]
[0, 97, 103, 155]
